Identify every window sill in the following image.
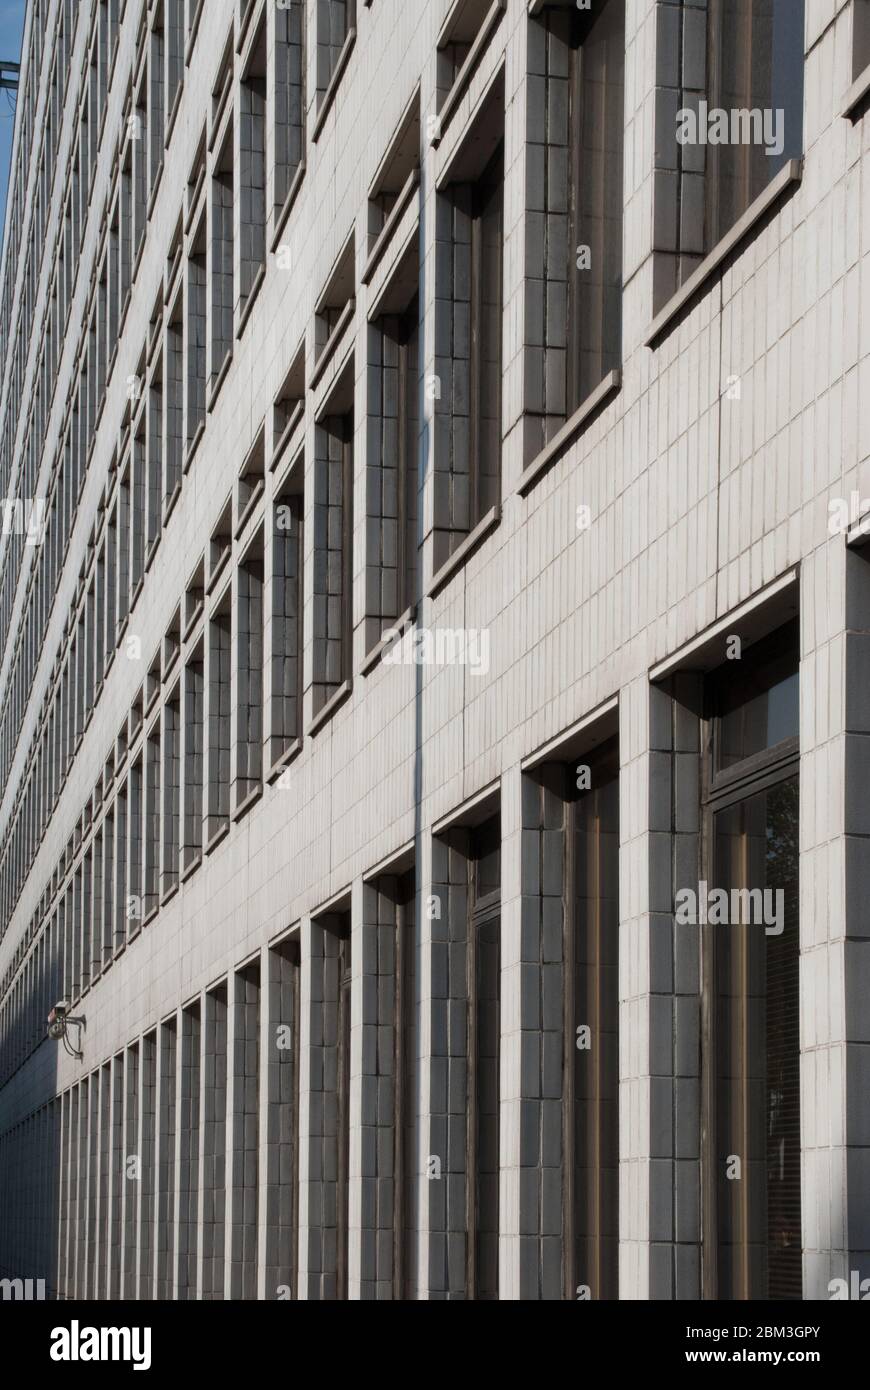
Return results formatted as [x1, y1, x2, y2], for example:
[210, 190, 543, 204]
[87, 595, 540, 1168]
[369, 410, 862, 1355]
[143, 906, 159, 928]
[207, 349, 233, 412]
[432, 0, 506, 148]
[271, 400, 305, 474]
[309, 679, 353, 736]
[147, 163, 164, 221]
[312, 31, 357, 143]
[428, 505, 500, 599]
[185, 0, 205, 65]
[237, 261, 266, 339]
[181, 853, 202, 884]
[205, 821, 230, 856]
[362, 604, 416, 675]
[232, 785, 262, 823]
[160, 881, 179, 907]
[165, 80, 184, 149]
[206, 550, 230, 598]
[646, 158, 802, 345]
[165, 249, 183, 307]
[235, 480, 265, 540]
[843, 62, 870, 119]
[517, 369, 621, 497]
[267, 738, 302, 785]
[362, 167, 420, 285]
[271, 162, 306, 251]
[163, 649, 180, 684]
[182, 607, 203, 643]
[184, 421, 205, 474]
[163, 481, 182, 527]
[311, 299, 356, 391]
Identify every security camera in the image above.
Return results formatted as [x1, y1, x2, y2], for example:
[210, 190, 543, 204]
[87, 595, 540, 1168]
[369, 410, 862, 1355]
[47, 1001, 86, 1056]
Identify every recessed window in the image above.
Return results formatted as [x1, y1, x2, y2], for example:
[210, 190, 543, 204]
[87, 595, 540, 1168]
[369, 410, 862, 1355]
[236, 529, 264, 806]
[272, 344, 305, 464]
[655, 0, 805, 306]
[210, 127, 234, 391]
[240, 17, 267, 310]
[854, 0, 870, 81]
[314, 234, 355, 375]
[271, 460, 303, 766]
[702, 620, 801, 1300]
[367, 280, 420, 649]
[434, 76, 504, 570]
[527, 0, 624, 454]
[313, 376, 354, 716]
[207, 592, 231, 844]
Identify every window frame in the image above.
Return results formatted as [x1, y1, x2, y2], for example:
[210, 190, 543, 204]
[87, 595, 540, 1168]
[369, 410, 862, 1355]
[699, 627, 801, 1301]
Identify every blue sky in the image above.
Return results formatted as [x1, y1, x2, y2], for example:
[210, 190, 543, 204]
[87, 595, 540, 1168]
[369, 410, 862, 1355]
[0, 1, 26, 247]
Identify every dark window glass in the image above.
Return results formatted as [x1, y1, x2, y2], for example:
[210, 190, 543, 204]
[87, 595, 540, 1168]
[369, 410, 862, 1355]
[707, 0, 804, 247]
[570, 0, 625, 407]
[569, 743, 619, 1299]
[704, 619, 801, 1300]
[471, 149, 504, 521]
[713, 777, 801, 1299]
[714, 622, 799, 771]
[470, 815, 500, 1299]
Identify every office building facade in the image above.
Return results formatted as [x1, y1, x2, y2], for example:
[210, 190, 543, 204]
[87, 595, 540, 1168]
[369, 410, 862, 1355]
[0, 0, 867, 1300]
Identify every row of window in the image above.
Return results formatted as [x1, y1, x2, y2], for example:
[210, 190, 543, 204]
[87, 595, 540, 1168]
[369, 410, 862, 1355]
[0, 0, 360, 945]
[0, 618, 801, 1298]
[0, 0, 125, 770]
[1, 0, 821, 873]
[0, 0, 819, 1083]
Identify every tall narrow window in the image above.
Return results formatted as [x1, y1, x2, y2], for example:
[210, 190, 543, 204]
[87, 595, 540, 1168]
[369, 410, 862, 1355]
[309, 909, 351, 1299]
[231, 961, 261, 1299]
[186, 211, 207, 457]
[313, 407, 353, 715]
[434, 79, 505, 569]
[210, 130, 234, 391]
[178, 1001, 201, 1299]
[207, 599, 231, 844]
[655, 0, 805, 305]
[131, 425, 146, 597]
[183, 645, 204, 870]
[109, 1053, 123, 1298]
[165, 297, 183, 511]
[156, 1018, 177, 1300]
[147, 365, 163, 556]
[128, 755, 143, 939]
[240, 19, 266, 309]
[702, 621, 801, 1299]
[316, 0, 355, 105]
[165, 0, 184, 126]
[162, 690, 180, 895]
[469, 815, 500, 1300]
[139, 1031, 157, 1298]
[236, 535, 264, 807]
[122, 1044, 139, 1298]
[526, 0, 624, 459]
[274, 0, 305, 216]
[566, 740, 619, 1299]
[203, 983, 228, 1299]
[149, 12, 165, 198]
[705, 0, 804, 249]
[144, 724, 161, 919]
[270, 472, 303, 766]
[368, 291, 420, 649]
[469, 149, 503, 525]
[266, 939, 300, 1299]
